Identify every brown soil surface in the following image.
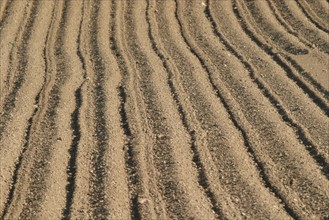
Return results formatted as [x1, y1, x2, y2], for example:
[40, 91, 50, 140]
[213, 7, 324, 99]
[0, 0, 328, 219]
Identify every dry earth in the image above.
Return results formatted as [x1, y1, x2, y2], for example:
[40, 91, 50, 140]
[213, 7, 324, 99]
[0, 0, 329, 219]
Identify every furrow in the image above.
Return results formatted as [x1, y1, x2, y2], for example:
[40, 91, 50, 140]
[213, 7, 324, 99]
[145, 0, 223, 218]
[118, 85, 141, 220]
[233, 0, 329, 117]
[1, 2, 44, 218]
[231, 0, 329, 174]
[270, 0, 329, 54]
[61, 1, 86, 218]
[155, 1, 283, 218]
[263, 0, 329, 94]
[295, 0, 329, 34]
[123, 0, 217, 218]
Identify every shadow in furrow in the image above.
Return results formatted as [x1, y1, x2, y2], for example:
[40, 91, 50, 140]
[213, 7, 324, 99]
[62, 86, 82, 220]
[119, 85, 141, 220]
[62, 2, 86, 218]
[145, 0, 223, 218]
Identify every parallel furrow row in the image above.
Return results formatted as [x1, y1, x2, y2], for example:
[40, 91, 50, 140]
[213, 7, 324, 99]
[145, 0, 222, 218]
[0, 0, 38, 138]
[0, 1, 30, 106]
[270, 0, 329, 54]
[0, 0, 45, 217]
[109, 2, 142, 219]
[124, 0, 219, 218]
[1, 0, 328, 219]
[87, 2, 110, 218]
[264, 0, 313, 49]
[295, 0, 329, 34]
[17, 0, 71, 218]
[176, 0, 299, 218]
[234, 0, 329, 117]
[232, 0, 329, 177]
[62, 1, 86, 218]
[0, 0, 12, 30]
[242, 0, 329, 100]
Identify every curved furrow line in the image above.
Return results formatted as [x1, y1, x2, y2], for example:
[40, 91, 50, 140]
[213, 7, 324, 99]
[145, 0, 223, 218]
[17, 0, 75, 218]
[208, 0, 329, 179]
[1, 0, 28, 109]
[234, 0, 329, 117]
[1, 1, 56, 217]
[269, 0, 329, 55]
[295, 0, 329, 34]
[61, 2, 86, 219]
[264, 0, 313, 49]
[232, 0, 329, 169]
[111, 1, 151, 218]
[0, 0, 44, 217]
[118, 85, 141, 220]
[0, 0, 12, 31]
[204, 0, 329, 217]
[180, 0, 329, 217]
[176, 0, 302, 218]
[110, 1, 166, 218]
[153, 0, 293, 218]
[242, 1, 308, 55]
[0, 1, 30, 104]
[282, 55, 329, 98]
[240, 1, 329, 104]
[241, 1, 329, 101]
[304, 0, 329, 22]
[124, 0, 217, 218]
[0, 1, 38, 138]
[86, 2, 110, 218]
[1, 0, 67, 218]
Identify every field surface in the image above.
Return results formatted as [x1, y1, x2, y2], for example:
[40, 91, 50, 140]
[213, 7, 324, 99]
[1, 0, 329, 219]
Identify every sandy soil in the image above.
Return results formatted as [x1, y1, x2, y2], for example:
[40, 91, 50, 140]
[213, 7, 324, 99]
[0, 0, 328, 219]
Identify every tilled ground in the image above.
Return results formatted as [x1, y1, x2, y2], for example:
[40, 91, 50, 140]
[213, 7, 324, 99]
[0, 0, 328, 219]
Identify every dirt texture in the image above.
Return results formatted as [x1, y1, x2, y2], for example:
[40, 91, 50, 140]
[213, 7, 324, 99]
[0, 0, 328, 219]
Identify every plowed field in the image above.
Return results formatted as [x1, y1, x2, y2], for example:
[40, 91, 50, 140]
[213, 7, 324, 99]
[1, 0, 329, 219]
